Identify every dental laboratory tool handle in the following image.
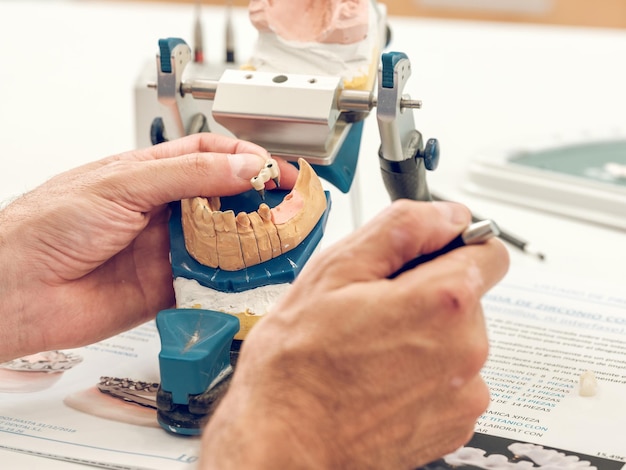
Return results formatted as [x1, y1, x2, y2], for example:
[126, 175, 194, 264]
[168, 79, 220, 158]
[387, 219, 500, 279]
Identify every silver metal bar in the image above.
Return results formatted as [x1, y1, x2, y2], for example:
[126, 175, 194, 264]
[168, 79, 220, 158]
[181, 79, 219, 100]
[176, 79, 421, 113]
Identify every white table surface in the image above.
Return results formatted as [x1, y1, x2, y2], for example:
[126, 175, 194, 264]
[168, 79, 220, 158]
[1, 1, 625, 467]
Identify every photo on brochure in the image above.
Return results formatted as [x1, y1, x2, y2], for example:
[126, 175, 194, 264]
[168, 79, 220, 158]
[418, 433, 626, 470]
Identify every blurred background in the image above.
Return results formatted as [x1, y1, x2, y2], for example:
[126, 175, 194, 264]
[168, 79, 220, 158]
[127, 0, 626, 29]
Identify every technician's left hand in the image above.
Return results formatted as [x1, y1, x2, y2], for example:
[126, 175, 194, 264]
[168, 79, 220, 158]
[0, 133, 298, 362]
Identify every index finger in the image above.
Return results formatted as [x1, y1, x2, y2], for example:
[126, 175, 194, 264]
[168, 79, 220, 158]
[396, 237, 510, 308]
[64, 134, 270, 178]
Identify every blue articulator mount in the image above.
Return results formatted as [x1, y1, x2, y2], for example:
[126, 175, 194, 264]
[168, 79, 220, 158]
[311, 119, 364, 194]
[156, 189, 331, 435]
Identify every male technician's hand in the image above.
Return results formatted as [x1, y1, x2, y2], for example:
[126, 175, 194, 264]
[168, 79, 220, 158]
[0, 133, 298, 362]
[201, 200, 510, 469]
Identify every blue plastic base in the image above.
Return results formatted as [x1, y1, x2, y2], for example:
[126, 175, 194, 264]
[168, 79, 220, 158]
[169, 190, 331, 293]
[157, 416, 202, 436]
[156, 308, 241, 435]
[157, 308, 239, 405]
[311, 120, 364, 193]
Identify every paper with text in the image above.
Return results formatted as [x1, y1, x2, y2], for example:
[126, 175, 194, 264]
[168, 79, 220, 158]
[474, 268, 626, 466]
[0, 323, 200, 470]
[1, 267, 625, 469]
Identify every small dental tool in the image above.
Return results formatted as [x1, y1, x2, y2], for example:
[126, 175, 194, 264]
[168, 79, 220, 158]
[388, 219, 500, 279]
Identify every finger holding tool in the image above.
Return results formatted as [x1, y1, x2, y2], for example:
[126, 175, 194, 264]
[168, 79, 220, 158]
[388, 219, 500, 279]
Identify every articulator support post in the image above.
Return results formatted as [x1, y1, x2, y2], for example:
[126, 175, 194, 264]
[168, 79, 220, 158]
[150, 46, 440, 437]
[154, 38, 208, 143]
[376, 51, 439, 202]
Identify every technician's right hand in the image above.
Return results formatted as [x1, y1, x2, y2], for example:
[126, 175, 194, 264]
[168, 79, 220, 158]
[200, 200, 509, 470]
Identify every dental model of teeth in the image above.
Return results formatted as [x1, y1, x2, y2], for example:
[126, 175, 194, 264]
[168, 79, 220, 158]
[444, 442, 597, 469]
[0, 351, 83, 372]
[181, 158, 327, 271]
[246, 0, 382, 91]
[0, 351, 83, 392]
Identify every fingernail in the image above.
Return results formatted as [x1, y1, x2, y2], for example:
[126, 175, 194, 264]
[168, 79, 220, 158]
[228, 153, 265, 180]
[432, 201, 470, 226]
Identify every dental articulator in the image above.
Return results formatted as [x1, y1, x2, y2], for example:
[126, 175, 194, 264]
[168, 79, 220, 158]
[130, 0, 484, 435]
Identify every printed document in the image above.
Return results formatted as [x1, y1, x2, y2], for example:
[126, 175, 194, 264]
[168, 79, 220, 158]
[1, 267, 625, 469]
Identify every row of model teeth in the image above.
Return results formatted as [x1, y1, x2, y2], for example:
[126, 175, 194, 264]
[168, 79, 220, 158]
[182, 196, 290, 271]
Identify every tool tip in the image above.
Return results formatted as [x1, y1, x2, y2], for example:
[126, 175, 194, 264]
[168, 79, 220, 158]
[523, 243, 546, 261]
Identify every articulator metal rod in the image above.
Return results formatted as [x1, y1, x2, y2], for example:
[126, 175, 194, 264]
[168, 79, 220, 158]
[176, 79, 422, 113]
[336, 90, 422, 113]
[180, 79, 218, 100]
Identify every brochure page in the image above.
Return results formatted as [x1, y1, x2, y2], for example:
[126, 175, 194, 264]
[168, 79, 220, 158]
[1, 268, 625, 469]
